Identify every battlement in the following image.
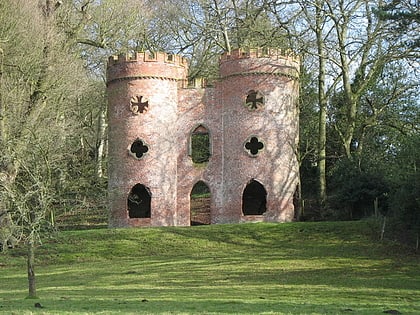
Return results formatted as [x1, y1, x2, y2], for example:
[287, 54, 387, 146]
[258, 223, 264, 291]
[107, 51, 189, 86]
[108, 51, 188, 67]
[220, 48, 299, 63]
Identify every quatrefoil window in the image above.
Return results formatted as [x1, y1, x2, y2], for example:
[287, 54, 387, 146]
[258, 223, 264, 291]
[130, 95, 149, 114]
[130, 139, 149, 159]
[245, 90, 264, 110]
[245, 137, 264, 156]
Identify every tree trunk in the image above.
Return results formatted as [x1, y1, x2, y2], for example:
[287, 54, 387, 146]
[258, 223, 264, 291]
[27, 239, 37, 298]
[342, 99, 357, 159]
[95, 109, 107, 178]
[213, 0, 231, 52]
[0, 45, 5, 143]
[315, 0, 327, 208]
[295, 175, 304, 221]
[380, 216, 386, 241]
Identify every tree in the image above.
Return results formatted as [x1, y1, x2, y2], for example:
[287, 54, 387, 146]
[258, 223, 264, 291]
[291, 0, 332, 210]
[282, 0, 419, 213]
[313, 0, 328, 208]
[146, 0, 290, 80]
[376, 0, 420, 50]
[390, 133, 420, 250]
[316, 0, 418, 160]
[296, 66, 319, 219]
[0, 0, 89, 297]
[326, 56, 419, 222]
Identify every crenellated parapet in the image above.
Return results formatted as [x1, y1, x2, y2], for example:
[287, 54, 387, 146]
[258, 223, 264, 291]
[108, 51, 188, 67]
[220, 48, 299, 64]
[107, 51, 188, 87]
[219, 48, 300, 81]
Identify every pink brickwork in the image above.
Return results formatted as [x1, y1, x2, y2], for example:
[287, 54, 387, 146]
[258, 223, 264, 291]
[107, 49, 299, 227]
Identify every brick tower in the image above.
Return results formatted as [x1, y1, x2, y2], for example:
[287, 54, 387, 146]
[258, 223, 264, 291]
[106, 48, 299, 227]
[217, 49, 300, 223]
[107, 52, 188, 227]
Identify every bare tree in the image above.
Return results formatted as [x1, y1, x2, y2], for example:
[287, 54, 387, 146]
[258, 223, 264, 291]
[0, 0, 89, 297]
[281, 0, 418, 209]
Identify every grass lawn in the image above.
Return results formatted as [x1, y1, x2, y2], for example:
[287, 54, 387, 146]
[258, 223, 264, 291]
[0, 221, 419, 314]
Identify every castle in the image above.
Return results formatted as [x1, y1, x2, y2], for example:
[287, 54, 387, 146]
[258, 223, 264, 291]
[106, 48, 299, 227]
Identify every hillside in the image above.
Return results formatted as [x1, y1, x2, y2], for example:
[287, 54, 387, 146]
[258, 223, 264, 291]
[1, 221, 419, 314]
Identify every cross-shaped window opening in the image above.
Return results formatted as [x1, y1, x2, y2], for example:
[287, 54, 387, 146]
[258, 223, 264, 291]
[245, 90, 264, 110]
[245, 137, 264, 156]
[130, 139, 149, 159]
[130, 95, 149, 114]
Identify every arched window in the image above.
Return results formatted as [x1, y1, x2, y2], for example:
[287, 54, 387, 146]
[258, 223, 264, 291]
[127, 184, 151, 218]
[190, 181, 211, 225]
[190, 125, 211, 164]
[242, 179, 267, 215]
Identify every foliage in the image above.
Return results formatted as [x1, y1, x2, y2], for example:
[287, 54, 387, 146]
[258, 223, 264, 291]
[376, 0, 420, 50]
[293, 0, 419, 219]
[191, 133, 211, 164]
[191, 180, 210, 198]
[0, 222, 419, 314]
[298, 66, 319, 195]
[389, 170, 420, 245]
[387, 133, 420, 247]
[327, 159, 390, 220]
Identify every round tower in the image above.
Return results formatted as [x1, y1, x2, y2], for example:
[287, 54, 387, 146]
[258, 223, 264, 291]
[107, 52, 188, 227]
[217, 48, 300, 223]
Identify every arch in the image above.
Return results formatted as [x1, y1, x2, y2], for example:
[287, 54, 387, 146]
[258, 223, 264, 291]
[189, 124, 211, 164]
[242, 179, 267, 215]
[127, 184, 151, 218]
[190, 181, 211, 225]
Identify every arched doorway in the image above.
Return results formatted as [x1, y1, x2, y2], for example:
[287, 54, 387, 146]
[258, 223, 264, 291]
[127, 184, 151, 218]
[190, 181, 211, 225]
[242, 179, 267, 215]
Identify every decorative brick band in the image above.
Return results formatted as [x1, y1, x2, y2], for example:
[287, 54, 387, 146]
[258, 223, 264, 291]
[220, 71, 299, 81]
[107, 75, 182, 86]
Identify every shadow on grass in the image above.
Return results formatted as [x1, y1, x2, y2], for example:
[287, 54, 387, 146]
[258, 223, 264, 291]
[164, 221, 401, 260]
[0, 295, 410, 315]
[1, 222, 419, 314]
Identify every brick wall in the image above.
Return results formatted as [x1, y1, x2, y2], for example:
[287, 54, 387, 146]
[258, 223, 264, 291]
[107, 49, 299, 227]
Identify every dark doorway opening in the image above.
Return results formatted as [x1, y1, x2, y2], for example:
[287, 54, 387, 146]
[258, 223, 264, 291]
[190, 181, 211, 225]
[127, 184, 151, 218]
[242, 179, 267, 215]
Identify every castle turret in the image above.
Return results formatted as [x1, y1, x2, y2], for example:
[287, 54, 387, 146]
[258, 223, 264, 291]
[217, 48, 300, 223]
[107, 52, 188, 227]
[106, 48, 299, 228]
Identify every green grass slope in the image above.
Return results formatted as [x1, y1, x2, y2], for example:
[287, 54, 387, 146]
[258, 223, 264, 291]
[0, 221, 419, 314]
